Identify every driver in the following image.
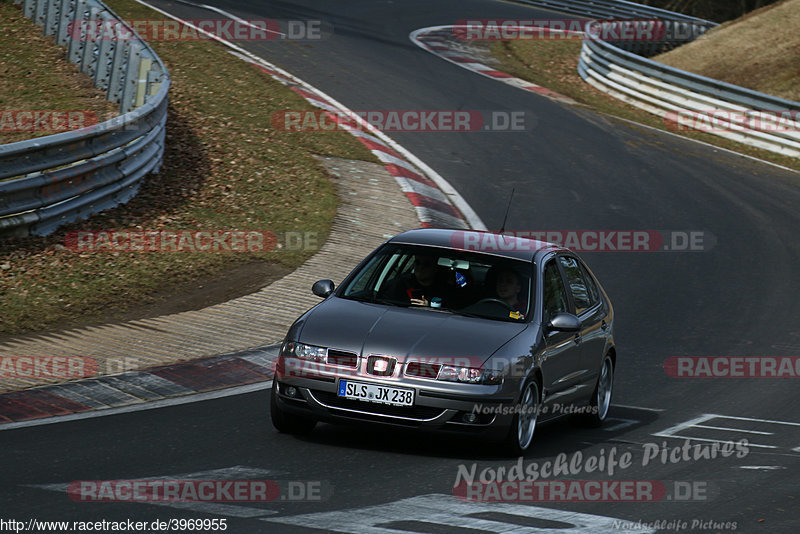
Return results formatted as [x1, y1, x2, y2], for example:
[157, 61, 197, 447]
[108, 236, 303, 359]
[495, 268, 526, 312]
[384, 254, 452, 307]
[406, 254, 448, 306]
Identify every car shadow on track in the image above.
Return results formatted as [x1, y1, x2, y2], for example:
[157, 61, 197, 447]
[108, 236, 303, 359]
[274, 406, 661, 461]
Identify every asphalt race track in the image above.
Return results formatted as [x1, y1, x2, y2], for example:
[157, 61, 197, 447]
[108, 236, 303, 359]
[2, 1, 799, 532]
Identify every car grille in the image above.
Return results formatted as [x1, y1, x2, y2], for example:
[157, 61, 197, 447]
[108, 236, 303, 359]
[405, 361, 441, 379]
[309, 390, 446, 422]
[327, 349, 358, 368]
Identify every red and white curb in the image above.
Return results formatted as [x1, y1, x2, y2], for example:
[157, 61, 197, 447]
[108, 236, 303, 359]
[0, 345, 280, 430]
[410, 25, 578, 106]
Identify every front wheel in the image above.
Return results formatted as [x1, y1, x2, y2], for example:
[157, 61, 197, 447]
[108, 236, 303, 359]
[579, 354, 614, 427]
[501, 379, 540, 456]
[270, 382, 316, 435]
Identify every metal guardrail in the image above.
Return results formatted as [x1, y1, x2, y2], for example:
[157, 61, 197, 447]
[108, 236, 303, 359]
[511, 0, 716, 56]
[0, 0, 170, 237]
[511, 0, 714, 25]
[579, 33, 800, 157]
[513, 1, 800, 158]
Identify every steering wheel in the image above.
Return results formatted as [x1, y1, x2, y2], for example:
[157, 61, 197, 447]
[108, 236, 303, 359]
[473, 297, 516, 312]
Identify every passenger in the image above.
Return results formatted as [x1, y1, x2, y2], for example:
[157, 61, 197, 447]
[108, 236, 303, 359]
[487, 267, 527, 313]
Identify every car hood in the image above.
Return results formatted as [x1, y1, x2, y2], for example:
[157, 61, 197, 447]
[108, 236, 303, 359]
[296, 297, 527, 365]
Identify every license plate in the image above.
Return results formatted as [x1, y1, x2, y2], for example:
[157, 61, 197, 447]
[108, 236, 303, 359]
[337, 380, 414, 407]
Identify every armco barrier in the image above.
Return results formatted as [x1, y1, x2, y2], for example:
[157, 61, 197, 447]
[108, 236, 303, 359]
[578, 32, 800, 158]
[0, 0, 169, 237]
[513, 0, 800, 158]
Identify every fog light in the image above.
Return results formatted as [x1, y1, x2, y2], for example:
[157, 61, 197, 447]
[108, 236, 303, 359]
[285, 386, 298, 398]
[462, 412, 478, 423]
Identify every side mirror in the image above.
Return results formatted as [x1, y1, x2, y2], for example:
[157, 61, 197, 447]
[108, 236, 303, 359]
[312, 279, 335, 298]
[547, 312, 581, 333]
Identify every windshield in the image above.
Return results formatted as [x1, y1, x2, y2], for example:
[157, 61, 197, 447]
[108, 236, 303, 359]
[339, 243, 532, 322]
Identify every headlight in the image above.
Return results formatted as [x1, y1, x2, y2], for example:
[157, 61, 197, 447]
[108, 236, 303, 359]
[437, 366, 503, 385]
[283, 342, 327, 363]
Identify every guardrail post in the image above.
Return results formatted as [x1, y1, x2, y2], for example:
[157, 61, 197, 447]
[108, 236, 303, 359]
[134, 55, 153, 108]
[67, 0, 88, 63]
[34, 0, 47, 26]
[106, 23, 128, 105]
[94, 12, 114, 91]
[22, 0, 35, 18]
[44, 0, 59, 35]
[120, 41, 142, 113]
[80, 6, 101, 78]
[55, 0, 73, 46]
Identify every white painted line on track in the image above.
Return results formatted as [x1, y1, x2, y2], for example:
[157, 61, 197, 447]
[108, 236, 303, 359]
[263, 493, 656, 533]
[0, 382, 271, 431]
[694, 424, 773, 435]
[132, 0, 487, 231]
[611, 403, 666, 412]
[653, 413, 800, 451]
[737, 465, 786, 470]
[174, 0, 285, 37]
[602, 417, 639, 432]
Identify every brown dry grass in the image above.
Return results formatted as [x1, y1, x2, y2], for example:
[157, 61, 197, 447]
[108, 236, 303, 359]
[0, 0, 119, 144]
[655, 0, 800, 102]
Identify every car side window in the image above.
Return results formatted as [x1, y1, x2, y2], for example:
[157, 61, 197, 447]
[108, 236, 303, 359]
[580, 263, 601, 308]
[558, 256, 594, 315]
[543, 260, 569, 321]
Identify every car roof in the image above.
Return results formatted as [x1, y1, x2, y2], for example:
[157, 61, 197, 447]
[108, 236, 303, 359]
[387, 228, 566, 262]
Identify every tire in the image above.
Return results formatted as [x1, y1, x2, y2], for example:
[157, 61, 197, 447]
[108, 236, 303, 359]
[501, 379, 540, 456]
[270, 382, 316, 435]
[578, 354, 614, 428]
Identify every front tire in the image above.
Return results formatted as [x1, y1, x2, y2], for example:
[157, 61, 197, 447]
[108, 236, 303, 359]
[270, 381, 316, 435]
[501, 379, 540, 456]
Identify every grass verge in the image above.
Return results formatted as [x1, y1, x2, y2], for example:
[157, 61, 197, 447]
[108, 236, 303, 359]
[0, 0, 378, 337]
[654, 0, 799, 102]
[489, 37, 800, 172]
[0, 0, 118, 144]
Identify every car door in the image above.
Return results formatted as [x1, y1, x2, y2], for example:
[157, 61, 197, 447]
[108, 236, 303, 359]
[539, 256, 584, 407]
[557, 255, 608, 391]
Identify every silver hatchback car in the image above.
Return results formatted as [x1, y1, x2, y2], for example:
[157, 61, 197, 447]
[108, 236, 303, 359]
[271, 228, 615, 455]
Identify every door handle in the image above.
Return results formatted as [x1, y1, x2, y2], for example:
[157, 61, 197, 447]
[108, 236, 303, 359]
[573, 335, 582, 345]
[601, 320, 608, 331]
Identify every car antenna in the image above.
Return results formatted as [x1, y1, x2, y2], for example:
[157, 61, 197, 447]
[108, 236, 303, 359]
[498, 188, 515, 234]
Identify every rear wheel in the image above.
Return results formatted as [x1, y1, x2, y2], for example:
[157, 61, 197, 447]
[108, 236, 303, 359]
[270, 381, 316, 435]
[579, 354, 614, 427]
[501, 379, 540, 456]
